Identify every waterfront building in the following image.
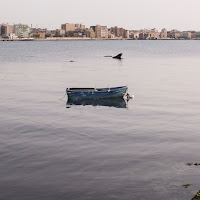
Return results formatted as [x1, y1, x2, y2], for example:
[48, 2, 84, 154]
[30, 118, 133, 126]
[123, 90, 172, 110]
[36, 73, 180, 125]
[191, 31, 196, 39]
[196, 32, 200, 38]
[138, 28, 160, 40]
[129, 31, 140, 39]
[124, 30, 129, 39]
[180, 31, 191, 39]
[55, 29, 65, 37]
[167, 30, 181, 39]
[149, 28, 159, 39]
[13, 24, 30, 38]
[95, 25, 108, 39]
[45, 30, 56, 38]
[9, 33, 18, 40]
[1, 24, 13, 36]
[139, 33, 146, 40]
[110, 26, 129, 39]
[108, 29, 115, 39]
[30, 28, 47, 39]
[87, 28, 95, 38]
[160, 28, 167, 39]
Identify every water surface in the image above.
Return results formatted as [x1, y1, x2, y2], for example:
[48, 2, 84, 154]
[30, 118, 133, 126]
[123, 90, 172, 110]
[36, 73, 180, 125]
[0, 40, 200, 200]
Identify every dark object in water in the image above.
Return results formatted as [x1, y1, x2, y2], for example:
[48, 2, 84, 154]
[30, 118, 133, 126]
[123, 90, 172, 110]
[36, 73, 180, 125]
[194, 163, 200, 166]
[191, 190, 200, 200]
[104, 55, 112, 57]
[186, 162, 200, 166]
[112, 53, 122, 59]
[182, 184, 191, 188]
[67, 97, 127, 108]
[66, 86, 128, 100]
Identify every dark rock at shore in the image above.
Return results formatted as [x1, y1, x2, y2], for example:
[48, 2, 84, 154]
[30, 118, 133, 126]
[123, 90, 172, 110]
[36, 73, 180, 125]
[191, 190, 200, 200]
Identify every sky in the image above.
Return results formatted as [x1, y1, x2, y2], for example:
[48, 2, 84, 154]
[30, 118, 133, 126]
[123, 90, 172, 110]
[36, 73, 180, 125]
[1, 0, 200, 31]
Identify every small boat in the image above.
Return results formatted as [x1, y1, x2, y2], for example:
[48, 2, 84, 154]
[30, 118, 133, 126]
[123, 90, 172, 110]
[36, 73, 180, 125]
[66, 86, 128, 100]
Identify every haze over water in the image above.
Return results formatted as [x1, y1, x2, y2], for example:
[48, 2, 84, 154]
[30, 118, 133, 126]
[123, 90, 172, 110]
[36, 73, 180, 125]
[0, 40, 200, 200]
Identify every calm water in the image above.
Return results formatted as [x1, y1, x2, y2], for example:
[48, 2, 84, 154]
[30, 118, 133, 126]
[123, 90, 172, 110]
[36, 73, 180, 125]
[0, 40, 200, 200]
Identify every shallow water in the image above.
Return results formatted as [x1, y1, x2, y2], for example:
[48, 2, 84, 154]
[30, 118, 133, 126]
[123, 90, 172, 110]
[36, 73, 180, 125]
[0, 40, 200, 200]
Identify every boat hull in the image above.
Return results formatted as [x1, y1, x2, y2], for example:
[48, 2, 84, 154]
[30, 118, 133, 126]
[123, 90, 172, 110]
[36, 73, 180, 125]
[66, 86, 128, 100]
[67, 97, 127, 108]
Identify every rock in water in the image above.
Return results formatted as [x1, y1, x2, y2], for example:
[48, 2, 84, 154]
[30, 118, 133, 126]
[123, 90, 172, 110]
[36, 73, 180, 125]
[112, 53, 122, 59]
[182, 184, 191, 188]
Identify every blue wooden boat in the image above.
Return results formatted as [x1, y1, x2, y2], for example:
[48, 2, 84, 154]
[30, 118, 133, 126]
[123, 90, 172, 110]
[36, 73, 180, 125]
[66, 86, 128, 100]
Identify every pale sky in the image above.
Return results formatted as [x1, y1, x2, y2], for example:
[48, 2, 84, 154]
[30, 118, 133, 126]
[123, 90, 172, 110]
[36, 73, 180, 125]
[1, 0, 200, 31]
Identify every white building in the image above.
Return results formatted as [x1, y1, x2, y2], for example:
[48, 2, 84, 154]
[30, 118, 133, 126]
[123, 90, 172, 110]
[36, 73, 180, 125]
[13, 24, 30, 38]
[181, 31, 191, 39]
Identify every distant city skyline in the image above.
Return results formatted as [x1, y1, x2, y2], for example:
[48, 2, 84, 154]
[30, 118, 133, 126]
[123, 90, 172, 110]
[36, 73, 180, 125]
[1, 0, 200, 31]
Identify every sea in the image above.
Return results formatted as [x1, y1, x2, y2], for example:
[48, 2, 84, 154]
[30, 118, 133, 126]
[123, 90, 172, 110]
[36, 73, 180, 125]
[0, 40, 200, 200]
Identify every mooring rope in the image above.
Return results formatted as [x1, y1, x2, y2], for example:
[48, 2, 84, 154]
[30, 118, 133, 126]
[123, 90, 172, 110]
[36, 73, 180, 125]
[59, 93, 67, 100]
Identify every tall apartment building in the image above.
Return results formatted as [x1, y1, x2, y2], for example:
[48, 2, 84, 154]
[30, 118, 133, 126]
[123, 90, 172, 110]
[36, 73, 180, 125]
[13, 24, 30, 38]
[95, 25, 108, 39]
[110, 26, 130, 39]
[1, 24, 13, 36]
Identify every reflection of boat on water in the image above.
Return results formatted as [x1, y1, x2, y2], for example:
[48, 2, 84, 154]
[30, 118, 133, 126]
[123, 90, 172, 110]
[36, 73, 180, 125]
[66, 86, 128, 100]
[67, 97, 128, 108]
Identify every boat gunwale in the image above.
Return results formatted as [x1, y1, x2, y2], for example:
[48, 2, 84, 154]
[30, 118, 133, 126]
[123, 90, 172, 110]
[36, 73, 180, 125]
[67, 86, 127, 92]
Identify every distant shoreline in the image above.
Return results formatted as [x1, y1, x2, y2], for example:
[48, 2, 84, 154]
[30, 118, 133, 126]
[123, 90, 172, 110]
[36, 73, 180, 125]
[1, 37, 200, 41]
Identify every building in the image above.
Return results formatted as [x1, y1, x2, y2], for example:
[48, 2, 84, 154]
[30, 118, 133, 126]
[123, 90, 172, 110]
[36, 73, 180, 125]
[75, 24, 85, 30]
[196, 32, 200, 38]
[124, 30, 129, 39]
[61, 23, 76, 32]
[55, 29, 65, 37]
[95, 25, 108, 39]
[90, 26, 96, 32]
[30, 28, 47, 39]
[13, 24, 30, 38]
[160, 28, 167, 39]
[129, 31, 140, 39]
[108, 30, 116, 39]
[167, 30, 181, 39]
[191, 31, 196, 39]
[148, 28, 159, 39]
[180, 31, 191, 39]
[87, 28, 95, 38]
[1, 24, 13, 36]
[110, 26, 129, 39]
